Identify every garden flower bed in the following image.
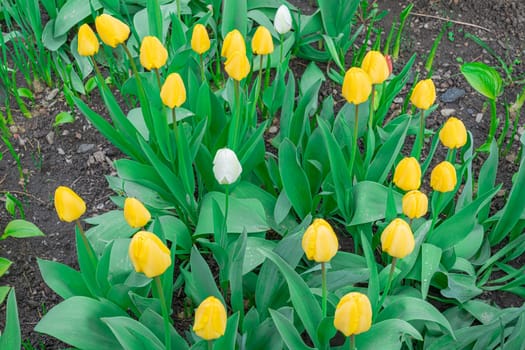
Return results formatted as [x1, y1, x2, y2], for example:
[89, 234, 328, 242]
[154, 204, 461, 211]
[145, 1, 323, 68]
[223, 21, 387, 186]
[0, 0, 524, 349]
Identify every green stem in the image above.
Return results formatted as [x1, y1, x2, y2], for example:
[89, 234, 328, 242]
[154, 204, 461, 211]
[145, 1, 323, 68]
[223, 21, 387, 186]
[154, 276, 171, 350]
[349, 104, 360, 176]
[350, 334, 356, 350]
[279, 34, 284, 63]
[199, 53, 205, 82]
[76, 219, 97, 270]
[208, 340, 213, 350]
[176, 0, 181, 20]
[368, 85, 376, 129]
[488, 98, 498, 143]
[321, 262, 327, 318]
[378, 257, 397, 310]
[230, 80, 241, 150]
[172, 108, 178, 137]
[221, 185, 230, 248]
[154, 68, 162, 90]
[257, 54, 264, 112]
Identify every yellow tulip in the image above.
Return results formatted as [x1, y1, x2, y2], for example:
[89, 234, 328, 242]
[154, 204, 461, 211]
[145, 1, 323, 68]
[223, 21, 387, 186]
[160, 72, 186, 109]
[54, 186, 86, 222]
[393, 157, 421, 191]
[381, 218, 415, 259]
[333, 292, 372, 337]
[139, 36, 168, 70]
[221, 29, 246, 59]
[77, 24, 99, 57]
[439, 117, 467, 149]
[224, 50, 250, 81]
[191, 24, 211, 54]
[402, 190, 428, 219]
[361, 51, 390, 84]
[301, 218, 339, 263]
[430, 161, 457, 192]
[124, 197, 151, 228]
[128, 231, 171, 278]
[342, 67, 372, 105]
[252, 26, 274, 55]
[193, 296, 227, 340]
[94, 14, 130, 48]
[410, 79, 436, 110]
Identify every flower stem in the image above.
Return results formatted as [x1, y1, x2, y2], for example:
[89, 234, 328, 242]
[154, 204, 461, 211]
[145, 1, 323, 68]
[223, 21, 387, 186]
[368, 85, 376, 130]
[208, 340, 213, 350]
[279, 34, 284, 63]
[350, 334, 356, 350]
[154, 276, 171, 350]
[154, 68, 162, 90]
[229, 80, 241, 150]
[378, 257, 397, 309]
[199, 53, 205, 82]
[349, 103, 360, 176]
[321, 262, 327, 318]
[75, 219, 97, 269]
[221, 185, 230, 248]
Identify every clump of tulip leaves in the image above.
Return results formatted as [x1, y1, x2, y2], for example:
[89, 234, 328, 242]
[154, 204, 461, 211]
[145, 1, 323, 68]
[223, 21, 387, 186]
[14, 1, 525, 350]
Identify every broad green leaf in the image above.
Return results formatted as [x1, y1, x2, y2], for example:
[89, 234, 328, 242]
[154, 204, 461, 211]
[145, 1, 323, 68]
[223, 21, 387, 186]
[157, 216, 191, 251]
[460, 62, 503, 100]
[213, 313, 240, 350]
[42, 19, 67, 51]
[477, 139, 498, 222]
[54, 0, 102, 37]
[139, 308, 189, 350]
[0, 289, 20, 350]
[102, 316, 165, 350]
[85, 210, 136, 254]
[454, 224, 484, 259]
[376, 297, 454, 337]
[279, 139, 312, 219]
[53, 111, 75, 127]
[356, 319, 422, 350]
[0, 286, 10, 305]
[421, 243, 442, 300]
[221, 0, 247, 38]
[35, 297, 127, 349]
[183, 247, 224, 305]
[318, 0, 359, 37]
[441, 273, 482, 303]
[2, 219, 44, 239]
[38, 258, 91, 299]
[349, 182, 403, 226]
[229, 232, 247, 316]
[0, 258, 12, 276]
[242, 238, 277, 275]
[269, 309, 314, 350]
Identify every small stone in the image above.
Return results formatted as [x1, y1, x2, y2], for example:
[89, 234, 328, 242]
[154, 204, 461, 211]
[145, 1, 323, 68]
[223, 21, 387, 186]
[269, 126, 278, 134]
[61, 130, 70, 136]
[45, 88, 59, 101]
[93, 150, 105, 163]
[9, 125, 18, 134]
[77, 143, 95, 153]
[46, 131, 55, 145]
[497, 189, 506, 197]
[57, 148, 65, 155]
[518, 126, 524, 136]
[467, 108, 474, 115]
[475, 113, 483, 123]
[440, 87, 466, 103]
[440, 108, 456, 117]
[505, 153, 517, 163]
[394, 97, 404, 104]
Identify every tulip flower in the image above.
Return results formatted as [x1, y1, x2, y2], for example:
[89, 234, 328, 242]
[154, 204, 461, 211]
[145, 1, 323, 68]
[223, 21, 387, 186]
[274, 5, 292, 35]
[128, 231, 171, 278]
[224, 50, 250, 81]
[342, 67, 372, 105]
[94, 14, 130, 48]
[410, 79, 436, 110]
[252, 26, 274, 55]
[361, 51, 390, 85]
[54, 186, 86, 222]
[77, 24, 99, 57]
[402, 190, 428, 219]
[430, 161, 457, 192]
[439, 117, 467, 149]
[160, 72, 186, 109]
[393, 157, 421, 191]
[191, 24, 211, 55]
[333, 292, 372, 339]
[139, 36, 168, 71]
[301, 218, 339, 263]
[213, 148, 242, 185]
[124, 197, 151, 228]
[381, 218, 415, 259]
[221, 29, 246, 59]
[193, 296, 227, 340]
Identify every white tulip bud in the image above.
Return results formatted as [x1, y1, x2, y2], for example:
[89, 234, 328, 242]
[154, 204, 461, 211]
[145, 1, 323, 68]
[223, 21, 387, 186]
[213, 148, 242, 185]
[274, 5, 292, 35]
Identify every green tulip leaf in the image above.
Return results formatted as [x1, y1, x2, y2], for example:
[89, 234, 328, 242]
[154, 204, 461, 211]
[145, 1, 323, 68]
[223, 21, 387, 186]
[454, 224, 484, 259]
[460, 62, 503, 100]
[183, 247, 224, 305]
[35, 296, 128, 349]
[269, 309, 315, 350]
[2, 219, 44, 239]
[102, 316, 165, 350]
[356, 319, 422, 349]
[349, 181, 403, 226]
[0, 286, 10, 305]
[0, 289, 20, 350]
[213, 313, 240, 350]
[441, 273, 482, 303]
[0, 257, 12, 277]
[421, 243, 442, 300]
[139, 308, 189, 350]
[54, 0, 102, 37]
[38, 258, 92, 299]
[42, 19, 67, 51]
[221, 0, 247, 37]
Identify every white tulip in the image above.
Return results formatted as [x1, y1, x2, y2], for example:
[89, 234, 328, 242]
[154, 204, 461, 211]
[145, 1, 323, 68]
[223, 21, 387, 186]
[274, 5, 292, 35]
[213, 148, 242, 185]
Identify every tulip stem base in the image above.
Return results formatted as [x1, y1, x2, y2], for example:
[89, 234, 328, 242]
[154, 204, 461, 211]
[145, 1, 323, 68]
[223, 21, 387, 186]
[321, 262, 327, 318]
[76, 220, 97, 270]
[208, 340, 213, 350]
[350, 334, 356, 350]
[154, 276, 172, 350]
[221, 185, 230, 248]
[349, 104, 360, 177]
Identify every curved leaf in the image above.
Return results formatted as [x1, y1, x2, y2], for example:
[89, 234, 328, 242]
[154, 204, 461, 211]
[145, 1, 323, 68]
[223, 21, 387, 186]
[460, 62, 503, 100]
[356, 319, 422, 350]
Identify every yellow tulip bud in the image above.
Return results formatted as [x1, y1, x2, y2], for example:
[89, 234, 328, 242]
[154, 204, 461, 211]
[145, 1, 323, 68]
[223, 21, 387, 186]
[191, 24, 211, 55]
[128, 231, 171, 278]
[160, 72, 186, 109]
[224, 50, 250, 81]
[124, 197, 151, 228]
[193, 296, 227, 340]
[430, 161, 457, 192]
[333, 292, 372, 337]
[393, 157, 421, 191]
[94, 14, 130, 48]
[410, 79, 436, 110]
[252, 26, 274, 55]
[139, 36, 168, 70]
[301, 218, 339, 263]
[221, 29, 246, 59]
[77, 24, 99, 57]
[402, 190, 428, 219]
[342, 67, 372, 105]
[361, 51, 390, 85]
[54, 186, 86, 222]
[439, 117, 467, 149]
[381, 218, 415, 259]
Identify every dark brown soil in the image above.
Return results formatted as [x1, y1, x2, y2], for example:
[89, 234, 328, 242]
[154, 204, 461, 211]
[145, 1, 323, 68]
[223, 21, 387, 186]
[1, 0, 524, 348]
